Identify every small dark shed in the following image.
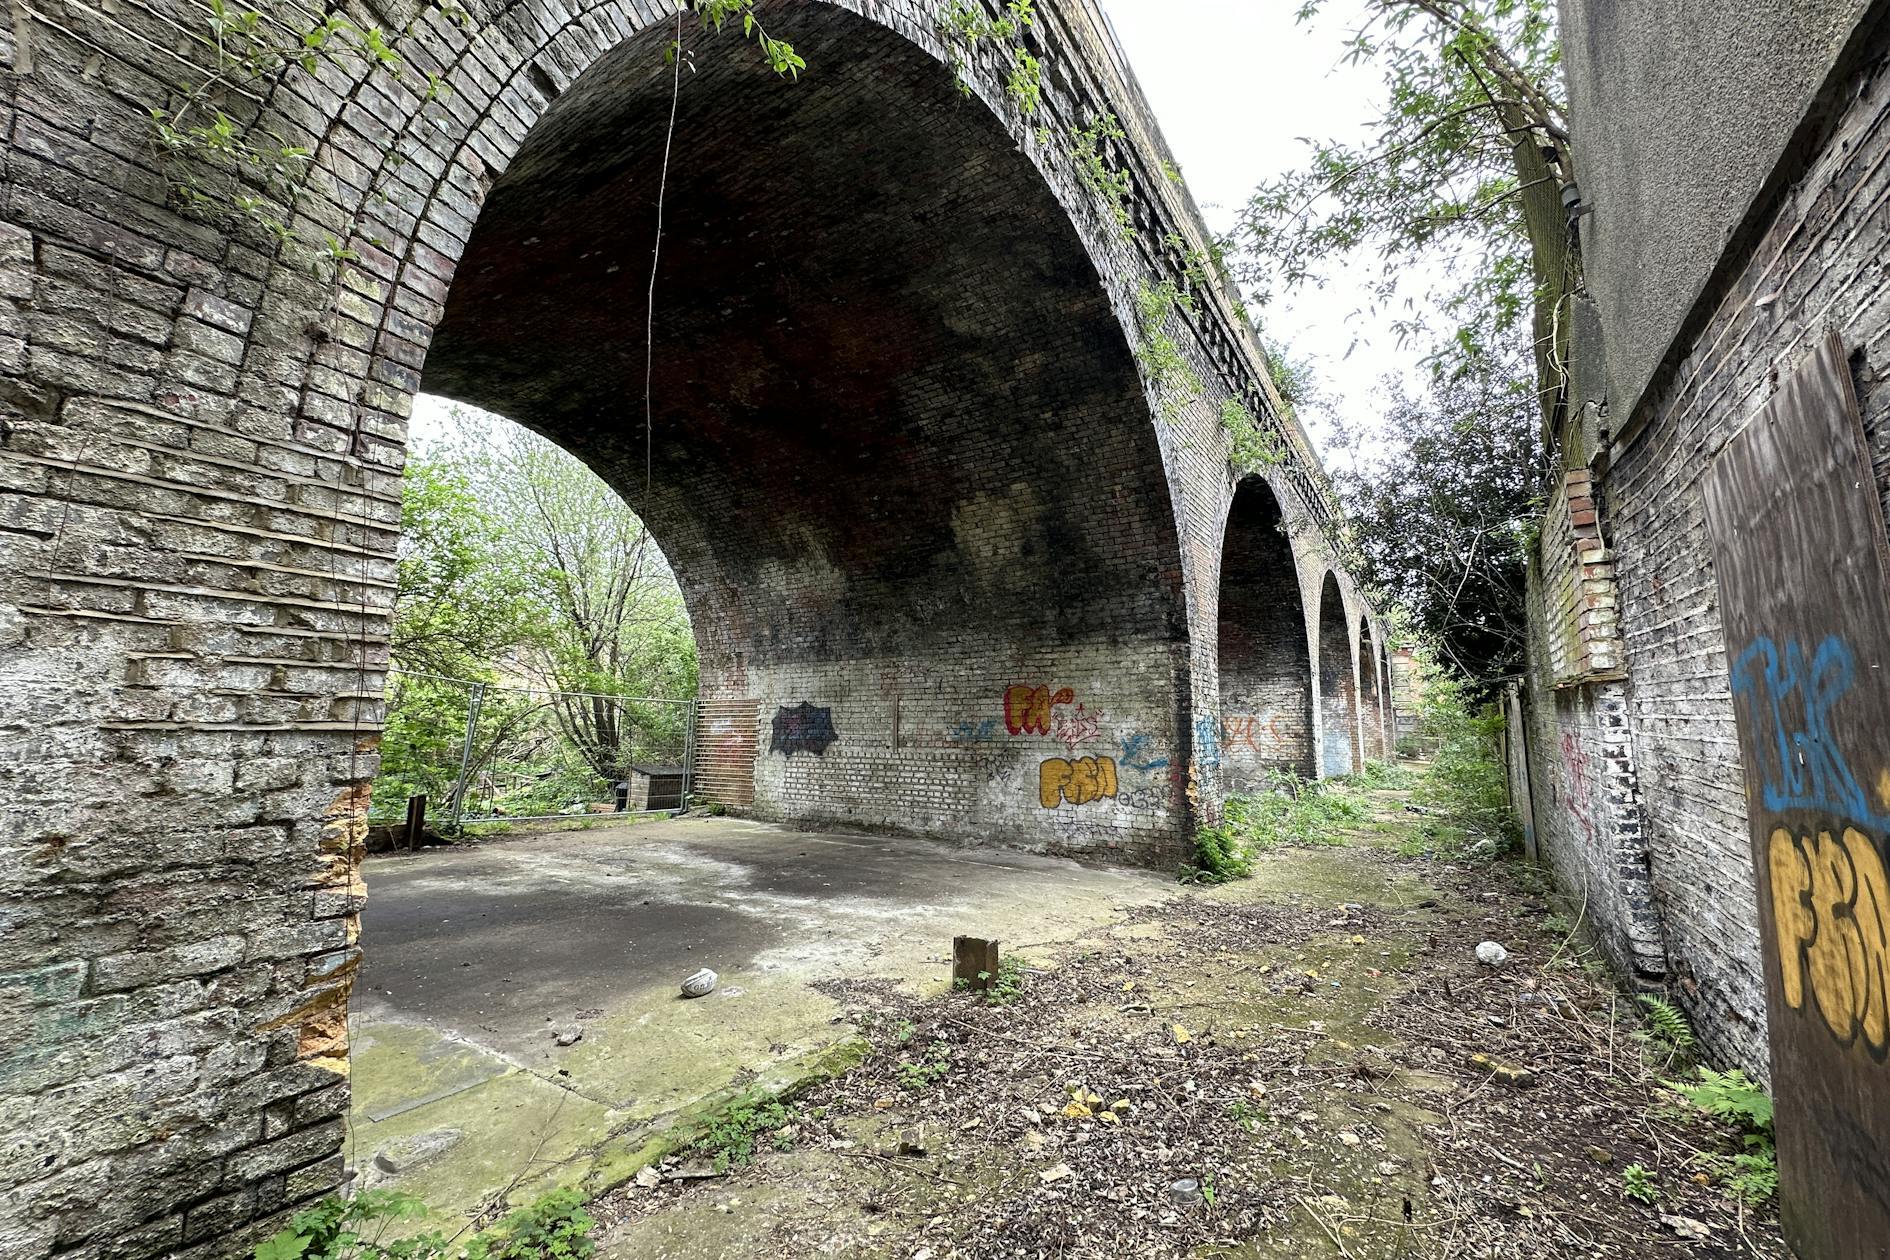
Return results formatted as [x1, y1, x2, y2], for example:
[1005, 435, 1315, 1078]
[622, 764, 686, 812]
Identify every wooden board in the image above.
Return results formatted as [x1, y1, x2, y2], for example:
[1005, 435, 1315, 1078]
[1701, 330, 1890, 1260]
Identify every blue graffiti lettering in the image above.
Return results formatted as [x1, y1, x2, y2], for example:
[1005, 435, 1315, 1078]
[1729, 635, 1890, 831]
[947, 718, 1000, 744]
[1193, 715, 1223, 770]
[1119, 732, 1169, 772]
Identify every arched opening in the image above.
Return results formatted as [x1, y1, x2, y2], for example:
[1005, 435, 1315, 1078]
[416, 9, 1188, 849]
[1317, 572, 1359, 777]
[348, 5, 1194, 1223]
[1216, 477, 1314, 784]
[1358, 617, 1386, 763]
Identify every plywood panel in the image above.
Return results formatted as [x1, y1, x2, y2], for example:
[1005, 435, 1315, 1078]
[1702, 330, 1890, 1260]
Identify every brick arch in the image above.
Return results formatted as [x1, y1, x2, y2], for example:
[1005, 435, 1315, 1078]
[1316, 571, 1359, 777]
[0, 0, 1378, 1249]
[234, 1, 1194, 852]
[1215, 475, 1314, 784]
[1358, 615, 1386, 761]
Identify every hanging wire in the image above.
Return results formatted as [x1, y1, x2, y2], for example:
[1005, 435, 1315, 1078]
[645, 7, 686, 496]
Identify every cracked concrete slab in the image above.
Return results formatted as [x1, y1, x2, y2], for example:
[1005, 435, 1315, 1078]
[347, 814, 1177, 1223]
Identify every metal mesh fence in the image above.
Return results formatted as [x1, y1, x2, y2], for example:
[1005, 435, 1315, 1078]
[370, 669, 695, 825]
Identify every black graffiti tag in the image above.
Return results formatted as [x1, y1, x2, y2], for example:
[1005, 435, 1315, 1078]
[771, 702, 837, 756]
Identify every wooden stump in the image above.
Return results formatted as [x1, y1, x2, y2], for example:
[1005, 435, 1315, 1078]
[404, 794, 428, 853]
[952, 936, 1000, 991]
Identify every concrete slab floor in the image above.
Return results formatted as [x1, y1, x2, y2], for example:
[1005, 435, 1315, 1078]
[346, 815, 1179, 1222]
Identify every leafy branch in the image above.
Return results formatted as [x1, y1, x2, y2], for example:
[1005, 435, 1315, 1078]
[690, 0, 806, 77]
[1237, 0, 1571, 395]
[149, 0, 461, 263]
[938, 0, 1042, 114]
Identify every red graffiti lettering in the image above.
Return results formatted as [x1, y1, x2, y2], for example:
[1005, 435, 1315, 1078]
[1005, 684, 1075, 735]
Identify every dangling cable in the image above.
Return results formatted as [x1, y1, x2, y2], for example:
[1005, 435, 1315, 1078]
[646, 7, 685, 497]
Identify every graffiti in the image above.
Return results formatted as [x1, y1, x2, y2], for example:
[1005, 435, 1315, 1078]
[1558, 732, 1592, 796]
[1220, 715, 1263, 755]
[1731, 634, 1890, 831]
[947, 718, 1000, 745]
[1005, 684, 1074, 736]
[1052, 703, 1104, 754]
[1769, 825, 1890, 1054]
[770, 703, 837, 756]
[1555, 731, 1598, 847]
[1116, 786, 1168, 810]
[1193, 715, 1222, 770]
[1732, 635, 1890, 831]
[1119, 732, 1169, 772]
[1039, 756, 1118, 808]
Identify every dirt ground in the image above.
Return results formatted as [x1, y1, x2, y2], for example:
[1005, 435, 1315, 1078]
[348, 814, 1176, 1224]
[585, 777, 1787, 1259]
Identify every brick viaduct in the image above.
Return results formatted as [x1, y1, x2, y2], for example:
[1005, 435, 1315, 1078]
[0, 0, 1391, 1251]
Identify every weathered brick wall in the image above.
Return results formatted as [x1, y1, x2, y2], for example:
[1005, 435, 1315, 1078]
[0, 0, 1388, 1251]
[1539, 469, 1624, 684]
[1521, 586, 1667, 982]
[1545, 33, 1890, 1077]
[1358, 624, 1387, 761]
[1315, 571, 1360, 777]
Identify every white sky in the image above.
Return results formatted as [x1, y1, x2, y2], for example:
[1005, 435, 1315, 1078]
[416, 1, 1411, 453]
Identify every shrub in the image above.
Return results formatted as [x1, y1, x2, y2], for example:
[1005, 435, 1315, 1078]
[254, 1188, 594, 1260]
[1409, 663, 1518, 855]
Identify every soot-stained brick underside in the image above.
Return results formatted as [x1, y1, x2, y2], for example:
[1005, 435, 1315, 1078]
[426, 8, 1185, 673]
[1217, 477, 1314, 778]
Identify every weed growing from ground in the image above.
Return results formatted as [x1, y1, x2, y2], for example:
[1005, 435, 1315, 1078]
[254, 1188, 595, 1260]
[1225, 1099, 1268, 1133]
[950, 954, 1027, 1005]
[1185, 772, 1374, 883]
[895, 1043, 954, 1090]
[1665, 1066, 1778, 1206]
[1621, 1163, 1660, 1204]
[688, 1093, 796, 1171]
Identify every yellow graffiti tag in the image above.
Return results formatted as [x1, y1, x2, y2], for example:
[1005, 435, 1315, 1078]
[1769, 825, 1890, 1052]
[1039, 756, 1119, 808]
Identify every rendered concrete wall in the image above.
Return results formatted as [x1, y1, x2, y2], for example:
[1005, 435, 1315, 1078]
[0, 0, 1388, 1251]
[1559, 0, 1870, 422]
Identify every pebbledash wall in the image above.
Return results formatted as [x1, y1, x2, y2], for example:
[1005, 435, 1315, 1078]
[0, 0, 1392, 1253]
[1532, 0, 1890, 1074]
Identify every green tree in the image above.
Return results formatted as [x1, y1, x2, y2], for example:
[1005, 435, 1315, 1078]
[1235, 0, 1570, 432]
[1328, 343, 1549, 686]
[458, 425, 697, 780]
[391, 457, 529, 678]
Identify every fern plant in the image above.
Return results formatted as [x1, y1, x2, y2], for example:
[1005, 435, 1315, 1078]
[1665, 1067, 1778, 1207]
[1637, 994, 1696, 1063]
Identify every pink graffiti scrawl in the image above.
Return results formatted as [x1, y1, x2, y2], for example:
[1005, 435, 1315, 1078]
[1053, 703, 1103, 754]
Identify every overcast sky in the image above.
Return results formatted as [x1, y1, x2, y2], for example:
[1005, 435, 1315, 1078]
[416, 2, 1407, 452]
